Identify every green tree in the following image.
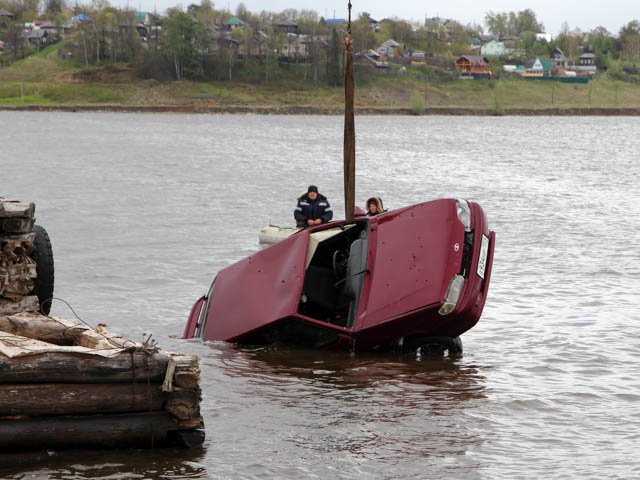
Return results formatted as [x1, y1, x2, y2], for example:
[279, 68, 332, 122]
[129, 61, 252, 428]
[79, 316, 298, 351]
[485, 9, 543, 36]
[327, 27, 341, 86]
[619, 20, 640, 60]
[162, 7, 206, 80]
[351, 12, 376, 53]
[484, 11, 508, 36]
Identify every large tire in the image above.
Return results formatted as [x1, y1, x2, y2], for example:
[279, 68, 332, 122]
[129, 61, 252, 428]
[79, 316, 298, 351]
[31, 225, 54, 315]
[403, 335, 463, 358]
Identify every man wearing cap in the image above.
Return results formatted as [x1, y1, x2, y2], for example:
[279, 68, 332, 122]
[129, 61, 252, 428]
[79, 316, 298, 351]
[294, 185, 333, 227]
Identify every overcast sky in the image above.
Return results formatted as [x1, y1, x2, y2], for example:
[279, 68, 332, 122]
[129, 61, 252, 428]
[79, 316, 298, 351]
[119, 0, 636, 36]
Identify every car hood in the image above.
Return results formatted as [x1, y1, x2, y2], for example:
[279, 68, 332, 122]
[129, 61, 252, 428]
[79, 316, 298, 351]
[360, 200, 464, 328]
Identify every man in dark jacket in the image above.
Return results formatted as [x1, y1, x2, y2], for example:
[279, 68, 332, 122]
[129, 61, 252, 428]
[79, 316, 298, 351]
[294, 185, 333, 227]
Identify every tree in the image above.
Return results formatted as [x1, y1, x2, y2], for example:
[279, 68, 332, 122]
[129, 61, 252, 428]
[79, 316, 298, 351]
[484, 11, 508, 37]
[162, 7, 206, 80]
[327, 27, 341, 86]
[485, 9, 544, 37]
[587, 26, 619, 62]
[43, 0, 63, 16]
[619, 20, 640, 60]
[351, 12, 376, 53]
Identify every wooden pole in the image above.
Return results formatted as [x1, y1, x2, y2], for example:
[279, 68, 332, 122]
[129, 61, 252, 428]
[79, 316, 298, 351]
[343, 1, 356, 221]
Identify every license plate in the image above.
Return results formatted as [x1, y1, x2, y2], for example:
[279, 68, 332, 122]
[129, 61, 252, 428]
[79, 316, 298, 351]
[477, 234, 489, 279]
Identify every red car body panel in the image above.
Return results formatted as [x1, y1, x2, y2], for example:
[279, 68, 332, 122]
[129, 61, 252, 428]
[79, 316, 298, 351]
[361, 200, 464, 328]
[185, 198, 495, 352]
[204, 233, 309, 341]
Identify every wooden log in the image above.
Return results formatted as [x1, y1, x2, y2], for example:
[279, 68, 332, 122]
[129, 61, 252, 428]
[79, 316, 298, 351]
[0, 412, 178, 451]
[0, 200, 35, 218]
[0, 312, 89, 345]
[165, 390, 201, 421]
[0, 383, 167, 416]
[0, 350, 170, 384]
[0, 217, 35, 234]
[0, 296, 38, 315]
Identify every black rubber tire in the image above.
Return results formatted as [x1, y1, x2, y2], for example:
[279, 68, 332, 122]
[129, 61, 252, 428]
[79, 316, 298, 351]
[403, 335, 463, 357]
[31, 225, 55, 315]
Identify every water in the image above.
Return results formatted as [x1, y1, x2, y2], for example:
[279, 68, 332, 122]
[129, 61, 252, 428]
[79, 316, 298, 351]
[1, 112, 639, 479]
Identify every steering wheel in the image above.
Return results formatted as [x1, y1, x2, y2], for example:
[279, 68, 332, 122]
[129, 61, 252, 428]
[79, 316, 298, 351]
[332, 249, 348, 279]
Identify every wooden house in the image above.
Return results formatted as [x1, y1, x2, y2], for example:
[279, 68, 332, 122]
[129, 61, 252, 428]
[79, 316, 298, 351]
[575, 53, 597, 75]
[377, 39, 401, 59]
[224, 16, 246, 31]
[455, 55, 491, 78]
[272, 19, 298, 34]
[522, 57, 552, 77]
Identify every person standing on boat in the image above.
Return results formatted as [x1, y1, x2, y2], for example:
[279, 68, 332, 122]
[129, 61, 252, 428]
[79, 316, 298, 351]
[294, 185, 333, 227]
[366, 196, 385, 216]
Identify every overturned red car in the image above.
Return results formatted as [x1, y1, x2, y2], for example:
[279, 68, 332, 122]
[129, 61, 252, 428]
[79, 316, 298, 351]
[183, 198, 495, 355]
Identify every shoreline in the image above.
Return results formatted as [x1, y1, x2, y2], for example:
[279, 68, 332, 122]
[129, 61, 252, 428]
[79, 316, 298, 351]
[2, 105, 640, 115]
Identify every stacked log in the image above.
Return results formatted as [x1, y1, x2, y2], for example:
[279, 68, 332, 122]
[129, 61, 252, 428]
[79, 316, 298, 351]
[0, 312, 205, 450]
[0, 198, 204, 451]
[0, 199, 38, 315]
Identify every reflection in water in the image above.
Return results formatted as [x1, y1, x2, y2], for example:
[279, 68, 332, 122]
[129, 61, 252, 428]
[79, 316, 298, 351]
[200, 343, 487, 478]
[0, 448, 207, 479]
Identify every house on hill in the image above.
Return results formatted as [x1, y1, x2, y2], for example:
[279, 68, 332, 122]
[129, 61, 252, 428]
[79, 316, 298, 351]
[550, 48, 566, 69]
[224, 16, 246, 31]
[575, 53, 597, 75]
[272, 19, 298, 34]
[377, 39, 401, 59]
[455, 55, 491, 79]
[522, 57, 552, 77]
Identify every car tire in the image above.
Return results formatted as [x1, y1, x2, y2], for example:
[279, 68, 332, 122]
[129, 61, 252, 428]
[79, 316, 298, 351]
[404, 335, 463, 357]
[31, 224, 54, 315]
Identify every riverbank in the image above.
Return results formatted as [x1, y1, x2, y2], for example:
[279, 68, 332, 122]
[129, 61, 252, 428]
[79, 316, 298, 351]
[3, 104, 640, 116]
[3, 47, 640, 115]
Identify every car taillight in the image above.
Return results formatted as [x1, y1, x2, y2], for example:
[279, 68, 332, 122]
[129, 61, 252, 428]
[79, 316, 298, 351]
[439, 275, 465, 315]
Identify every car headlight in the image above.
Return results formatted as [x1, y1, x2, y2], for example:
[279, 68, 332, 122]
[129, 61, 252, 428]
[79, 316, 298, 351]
[439, 274, 465, 315]
[456, 199, 471, 232]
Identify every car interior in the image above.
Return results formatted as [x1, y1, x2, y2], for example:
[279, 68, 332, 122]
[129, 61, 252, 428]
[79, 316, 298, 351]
[297, 221, 369, 328]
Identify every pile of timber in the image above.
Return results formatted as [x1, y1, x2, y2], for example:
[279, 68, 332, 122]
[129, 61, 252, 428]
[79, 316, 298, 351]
[0, 197, 204, 451]
[0, 198, 39, 314]
[0, 312, 205, 450]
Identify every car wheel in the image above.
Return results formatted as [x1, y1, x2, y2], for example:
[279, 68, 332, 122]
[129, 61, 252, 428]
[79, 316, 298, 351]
[30, 224, 54, 315]
[404, 335, 463, 357]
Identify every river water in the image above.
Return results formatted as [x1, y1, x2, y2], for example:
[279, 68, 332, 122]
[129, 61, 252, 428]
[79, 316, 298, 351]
[0, 112, 639, 479]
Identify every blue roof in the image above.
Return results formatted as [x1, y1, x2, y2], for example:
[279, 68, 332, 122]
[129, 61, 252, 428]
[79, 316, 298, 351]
[326, 18, 345, 24]
[72, 13, 92, 21]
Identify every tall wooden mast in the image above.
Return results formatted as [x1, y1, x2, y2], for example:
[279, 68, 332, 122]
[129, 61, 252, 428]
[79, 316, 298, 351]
[343, 1, 356, 221]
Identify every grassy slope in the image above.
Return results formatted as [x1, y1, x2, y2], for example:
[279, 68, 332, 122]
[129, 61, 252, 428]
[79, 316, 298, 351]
[1, 45, 639, 111]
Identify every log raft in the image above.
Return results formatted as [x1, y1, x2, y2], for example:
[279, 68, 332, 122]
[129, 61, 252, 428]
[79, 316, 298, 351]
[0, 198, 204, 450]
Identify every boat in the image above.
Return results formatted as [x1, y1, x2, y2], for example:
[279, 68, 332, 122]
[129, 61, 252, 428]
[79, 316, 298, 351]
[258, 225, 300, 245]
[183, 3, 495, 355]
[184, 198, 495, 354]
